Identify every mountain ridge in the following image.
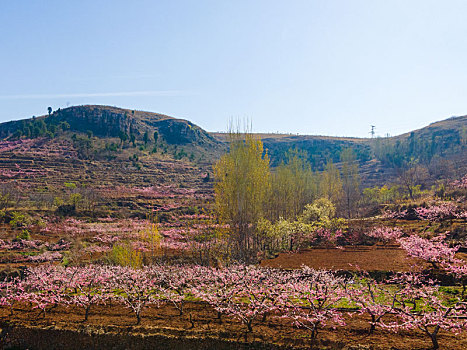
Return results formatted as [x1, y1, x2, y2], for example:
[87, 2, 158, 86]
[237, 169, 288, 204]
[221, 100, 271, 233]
[0, 105, 465, 187]
[0, 105, 219, 148]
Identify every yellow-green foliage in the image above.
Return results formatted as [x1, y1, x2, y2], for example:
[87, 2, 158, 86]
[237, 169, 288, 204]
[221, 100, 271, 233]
[139, 222, 161, 252]
[268, 149, 319, 221]
[214, 131, 270, 254]
[319, 161, 343, 206]
[256, 198, 347, 253]
[64, 182, 77, 189]
[10, 211, 29, 228]
[257, 217, 312, 252]
[16, 229, 31, 240]
[69, 193, 83, 207]
[299, 198, 347, 232]
[53, 196, 64, 207]
[363, 185, 402, 205]
[110, 244, 143, 268]
[299, 197, 336, 223]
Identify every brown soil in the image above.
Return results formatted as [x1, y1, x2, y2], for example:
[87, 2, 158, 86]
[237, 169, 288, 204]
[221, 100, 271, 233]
[1, 302, 466, 350]
[260, 245, 427, 272]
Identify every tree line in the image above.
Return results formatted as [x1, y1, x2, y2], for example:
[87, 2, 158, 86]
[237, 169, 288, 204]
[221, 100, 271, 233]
[214, 131, 360, 262]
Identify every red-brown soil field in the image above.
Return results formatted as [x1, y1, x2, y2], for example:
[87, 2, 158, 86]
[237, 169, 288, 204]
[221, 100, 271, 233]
[2, 301, 466, 350]
[260, 245, 426, 271]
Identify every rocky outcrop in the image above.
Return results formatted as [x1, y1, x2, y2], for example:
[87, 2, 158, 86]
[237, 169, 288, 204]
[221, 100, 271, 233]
[0, 105, 219, 148]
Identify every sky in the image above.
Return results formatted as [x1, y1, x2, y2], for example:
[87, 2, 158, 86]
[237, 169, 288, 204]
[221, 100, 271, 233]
[1, 0, 467, 138]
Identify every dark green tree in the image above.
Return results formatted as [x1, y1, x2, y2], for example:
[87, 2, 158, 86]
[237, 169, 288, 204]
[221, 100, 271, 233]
[118, 131, 128, 146]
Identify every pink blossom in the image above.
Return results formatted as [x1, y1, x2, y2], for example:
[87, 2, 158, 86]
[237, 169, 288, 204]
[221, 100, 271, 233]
[367, 227, 403, 243]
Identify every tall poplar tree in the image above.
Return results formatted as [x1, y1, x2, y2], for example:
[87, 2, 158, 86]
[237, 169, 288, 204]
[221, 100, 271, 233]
[340, 148, 360, 218]
[319, 161, 343, 207]
[214, 131, 270, 261]
[267, 149, 318, 221]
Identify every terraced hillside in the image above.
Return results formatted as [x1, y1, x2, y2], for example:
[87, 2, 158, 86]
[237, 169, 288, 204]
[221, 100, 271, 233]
[0, 136, 213, 219]
[0, 106, 466, 190]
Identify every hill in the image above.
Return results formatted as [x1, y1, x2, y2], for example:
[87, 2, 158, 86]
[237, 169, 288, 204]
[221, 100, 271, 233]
[0, 105, 219, 148]
[215, 115, 467, 186]
[0, 105, 466, 189]
[0, 106, 222, 219]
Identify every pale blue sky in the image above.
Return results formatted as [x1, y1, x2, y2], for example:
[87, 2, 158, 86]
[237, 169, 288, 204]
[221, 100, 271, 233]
[1, 1, 467, 137]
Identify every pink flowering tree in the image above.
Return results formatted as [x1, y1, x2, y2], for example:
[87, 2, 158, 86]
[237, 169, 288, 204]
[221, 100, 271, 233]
[193, 265, 287, 331]
[0, 239, 48, 251]
[67, 265, 114, 321]
[28, 251, 63, 263]
[381, 209, 408, 220]
[313, 228, 344, 247]
[281, 267, 347, 340]
[398, 233, 467, 300]
[442, 259, 467, 299]
[347, 274, 398, 334]
[21, 265, 70, 318]
[0, 277, 25, 316]
[414, 203, 458, 223]
[451, 175, 467, 190]
[110, 266, 160, 325]
[192, 266, 238, 323]
[366, 226, 403, 245]
[158, 265, 200, 316]
[204, 265, 284, 332]
[48, 239, 72, 251]
[397, 233, 458, 269]
[387, 273, 467, 350]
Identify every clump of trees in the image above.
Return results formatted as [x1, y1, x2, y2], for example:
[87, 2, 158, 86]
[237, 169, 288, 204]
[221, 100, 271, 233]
[214, 131, 360, 262]
[214, 132, 270, 261]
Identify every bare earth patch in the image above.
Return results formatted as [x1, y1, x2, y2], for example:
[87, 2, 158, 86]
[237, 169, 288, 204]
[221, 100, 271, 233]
[1, 302, 467, 350]
[260, 245, 427, 271]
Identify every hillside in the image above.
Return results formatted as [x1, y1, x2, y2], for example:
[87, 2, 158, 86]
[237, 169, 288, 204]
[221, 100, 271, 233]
[214, 115, 467, 186]
[0, 106, 466, 189]
[0, 105, 219, 148]
[0, 106, 222, 220]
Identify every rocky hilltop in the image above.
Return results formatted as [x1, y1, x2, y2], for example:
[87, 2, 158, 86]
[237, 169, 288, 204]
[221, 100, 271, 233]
[0, 105, 218, 147]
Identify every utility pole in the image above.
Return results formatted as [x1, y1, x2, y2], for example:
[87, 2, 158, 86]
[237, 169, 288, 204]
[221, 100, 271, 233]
[370, 125, 376, 138]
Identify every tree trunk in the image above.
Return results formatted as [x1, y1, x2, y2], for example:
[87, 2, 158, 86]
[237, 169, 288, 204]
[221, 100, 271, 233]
[136, 312, 141, 325]
[179, 302, 184, 316]
[84, 306, 90, 321]
[189, 313, 195, 329]
[311, 324, 318, 339]
[246, 320, 253, 332]
[430, 333, 439, 349]
[369, 315, 376, 334]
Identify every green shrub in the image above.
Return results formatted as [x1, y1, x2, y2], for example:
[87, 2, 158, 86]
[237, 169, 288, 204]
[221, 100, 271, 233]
[299, 197, 336, 223]
[16, 229, 30, 240]
[109, 244, 142, 268]
[10, 212, 29, 228]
